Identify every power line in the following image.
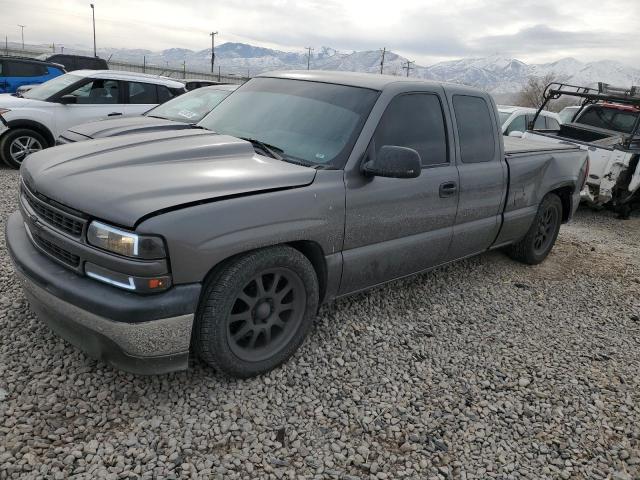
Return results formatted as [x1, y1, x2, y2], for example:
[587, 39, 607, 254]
[380, 47, 386, 74]
[306, 46, 313, 70]
[402, 60, 414, 77]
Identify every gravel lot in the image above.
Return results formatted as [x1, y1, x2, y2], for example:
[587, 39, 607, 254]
[0, 165, 639, 480]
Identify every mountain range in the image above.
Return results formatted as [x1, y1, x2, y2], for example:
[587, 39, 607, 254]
[11, 41, 640, 94]
[102, 43, 640, 94]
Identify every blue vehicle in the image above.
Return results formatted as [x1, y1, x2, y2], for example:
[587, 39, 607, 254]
[0, 57, 65, 94]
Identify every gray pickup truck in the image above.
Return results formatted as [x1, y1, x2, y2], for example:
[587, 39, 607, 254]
[6, 71, 589, 377]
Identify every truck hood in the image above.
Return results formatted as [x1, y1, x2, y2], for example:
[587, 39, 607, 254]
[22, 129, 317, 227]
[66, 115, 189, 140]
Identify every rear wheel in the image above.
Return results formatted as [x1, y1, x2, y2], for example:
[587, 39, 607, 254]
[508, 193, 563, 265]
[194, 246, 319, 378]
[0, 128, 47, 169]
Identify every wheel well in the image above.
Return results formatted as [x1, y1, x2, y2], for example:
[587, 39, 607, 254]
[287, 240, 328, 304]
[5, 120, 55, 147]
[200, 241, 329, 304]
[550, 186, 574, 222]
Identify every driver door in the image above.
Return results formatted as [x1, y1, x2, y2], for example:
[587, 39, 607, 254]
[54, 79, 127, 136]
[340, 90, 459, 294]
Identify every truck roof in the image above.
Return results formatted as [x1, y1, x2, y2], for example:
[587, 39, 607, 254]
[258, 70, 479, 93]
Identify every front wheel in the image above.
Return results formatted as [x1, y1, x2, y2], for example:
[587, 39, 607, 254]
[194, 246, 319, 378]
[508, 193, 563, 265]
[0, 128, 47, 169]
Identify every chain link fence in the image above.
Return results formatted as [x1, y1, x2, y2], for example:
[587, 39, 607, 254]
[2, 46, 249, 85]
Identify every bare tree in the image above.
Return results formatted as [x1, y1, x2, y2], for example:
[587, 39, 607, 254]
[515, 73, 557, 109]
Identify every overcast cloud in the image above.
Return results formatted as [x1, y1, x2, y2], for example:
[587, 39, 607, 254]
[0, 0, 638, 65]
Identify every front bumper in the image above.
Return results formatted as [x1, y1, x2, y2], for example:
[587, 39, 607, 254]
[6, 211, 202, 374]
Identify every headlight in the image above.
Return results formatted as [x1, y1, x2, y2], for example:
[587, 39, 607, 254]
[87, 221, 166, 259]
[0, 108, 10, 115]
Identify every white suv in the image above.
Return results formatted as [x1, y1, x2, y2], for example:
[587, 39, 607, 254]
[497, 105, 562, 137]
[0, 70, 186, 168]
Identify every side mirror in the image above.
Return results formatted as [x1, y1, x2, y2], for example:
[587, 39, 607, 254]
[508, 130, 523, 138]
[59, 95, 77, 105]
[362, 145, 421, 179]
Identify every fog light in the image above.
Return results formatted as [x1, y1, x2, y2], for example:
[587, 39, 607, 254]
[85, 263, 171, 293]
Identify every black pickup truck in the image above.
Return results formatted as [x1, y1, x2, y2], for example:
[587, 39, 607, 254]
[6, 71, 589, 377]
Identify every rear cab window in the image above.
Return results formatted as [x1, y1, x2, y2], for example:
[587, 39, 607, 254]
[576, 105, 640, 134]
[452, 95, 496, 163]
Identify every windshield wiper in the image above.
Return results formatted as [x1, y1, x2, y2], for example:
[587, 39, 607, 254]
[239, 137, 284, 160]
[146, 114, 168, 120]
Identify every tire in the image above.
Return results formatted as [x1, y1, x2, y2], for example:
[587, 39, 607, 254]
[508, 193, 563, 265]
[194, 246, 319, 378]
[0, 128, 47, 169]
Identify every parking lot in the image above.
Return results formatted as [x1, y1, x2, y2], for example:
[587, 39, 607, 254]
[0, 164, 638, 479]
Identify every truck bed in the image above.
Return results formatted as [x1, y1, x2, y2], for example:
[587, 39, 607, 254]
[503, 136, 580, 155]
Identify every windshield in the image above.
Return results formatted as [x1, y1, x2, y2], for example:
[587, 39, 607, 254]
[146, 87, 232, 123]
[498, 111, 512, 126]
[576, 105, 640, 134]
[22, 73, 82, 101]
[198, 77, 379, 168]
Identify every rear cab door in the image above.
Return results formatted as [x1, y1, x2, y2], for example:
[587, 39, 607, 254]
[444, 88, 507, 260]
[340, 82, 460, 294]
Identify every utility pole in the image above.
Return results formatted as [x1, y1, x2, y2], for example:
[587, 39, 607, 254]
[402, 60, 414, 77]
[90, 4, 96, 57]
[61, 45, 64, 53]
[182, 60, 186, 79]
[380, 47, 386, 74]
[210, 31, 218, 73]
[17, 25, 25, 50]
[306, 46, 313, 70]
[5, 36, 8, 56]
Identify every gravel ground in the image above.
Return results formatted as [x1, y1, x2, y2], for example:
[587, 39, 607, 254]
[0, 165, 639, 480]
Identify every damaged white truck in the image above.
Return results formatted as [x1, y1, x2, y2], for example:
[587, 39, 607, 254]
[522, 82, 640, 218]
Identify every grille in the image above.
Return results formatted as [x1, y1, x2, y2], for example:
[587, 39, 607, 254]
[32, 232, 80, 267]
[23, 187, 85, 237]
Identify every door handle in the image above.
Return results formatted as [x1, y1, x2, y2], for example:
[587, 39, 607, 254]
[107, 112, 123, 116]
[439, 181, 458, 198]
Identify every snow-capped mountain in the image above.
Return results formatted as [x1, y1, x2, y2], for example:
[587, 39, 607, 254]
[14, 40, 640, 93]
[103, 43, 639, 93]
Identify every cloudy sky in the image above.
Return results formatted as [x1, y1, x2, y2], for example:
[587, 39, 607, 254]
[1, 0, 639, 65]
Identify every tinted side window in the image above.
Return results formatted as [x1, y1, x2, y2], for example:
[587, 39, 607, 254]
[525, 114, 545, 130]
[7, 61, 46, 77]
[128, 82, 158, 104]
[506, 114, 526, 134]
[453, 95, 496, 163]
[157, 85, 174, 103]
[546, 117, 560, 130]
[68, 79, 120, 104]
[374, 93, 448, 167]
